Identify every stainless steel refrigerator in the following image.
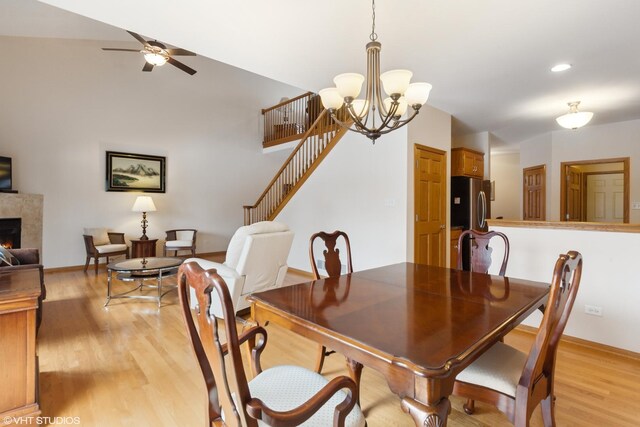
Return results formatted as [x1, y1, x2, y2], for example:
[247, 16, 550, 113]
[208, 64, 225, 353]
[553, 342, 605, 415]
[451, 176, 491, 270]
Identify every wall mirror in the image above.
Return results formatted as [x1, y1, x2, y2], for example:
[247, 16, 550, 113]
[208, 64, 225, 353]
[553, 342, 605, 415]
[560, 157, 629, 223]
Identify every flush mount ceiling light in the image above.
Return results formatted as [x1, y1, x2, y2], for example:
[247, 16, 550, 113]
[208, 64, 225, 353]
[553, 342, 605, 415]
[319, 0, 432, 143]
[551, 63, 572, 72]
[556, 101, 594, 129]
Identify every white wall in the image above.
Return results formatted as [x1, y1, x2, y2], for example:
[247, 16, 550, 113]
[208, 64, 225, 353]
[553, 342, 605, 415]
[0, 36, 303, 267]
[276, 129, 409, 272]
[490, 224, 640, 353]
[490, 152, 520, 219]
[549, 119, 640, 222]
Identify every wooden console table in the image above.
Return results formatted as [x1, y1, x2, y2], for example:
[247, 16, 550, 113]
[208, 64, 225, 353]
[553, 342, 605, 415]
[131, 238, 158, 258]
[0, 269, 41, 421]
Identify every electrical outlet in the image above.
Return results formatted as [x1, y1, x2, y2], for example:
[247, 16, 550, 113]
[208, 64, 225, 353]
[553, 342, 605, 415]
[584, 305, 603, 317]
[632, 202, 640, 210]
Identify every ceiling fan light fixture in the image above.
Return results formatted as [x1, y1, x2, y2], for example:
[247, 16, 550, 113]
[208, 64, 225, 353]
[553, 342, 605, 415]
[144, 51, 169, 66]
[556, 101, 593, 129]
[551, 63, 572, 73]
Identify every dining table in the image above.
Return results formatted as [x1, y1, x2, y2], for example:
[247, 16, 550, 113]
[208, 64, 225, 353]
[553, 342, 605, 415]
[248, 262, 550, 427]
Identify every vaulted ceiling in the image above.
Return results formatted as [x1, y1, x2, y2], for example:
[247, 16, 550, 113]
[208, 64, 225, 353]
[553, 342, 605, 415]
[6, 0, 640, 149]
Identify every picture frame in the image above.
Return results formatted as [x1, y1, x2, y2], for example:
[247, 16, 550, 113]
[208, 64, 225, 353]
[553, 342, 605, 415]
[106, 151, 166, 193]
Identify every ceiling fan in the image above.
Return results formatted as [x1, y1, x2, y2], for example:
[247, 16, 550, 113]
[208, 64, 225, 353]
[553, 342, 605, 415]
[102, 31, 197, 75]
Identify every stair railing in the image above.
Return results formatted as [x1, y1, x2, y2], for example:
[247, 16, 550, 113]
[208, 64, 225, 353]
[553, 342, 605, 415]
[262, 92, 315, 147]
[244, 106, 350, 225]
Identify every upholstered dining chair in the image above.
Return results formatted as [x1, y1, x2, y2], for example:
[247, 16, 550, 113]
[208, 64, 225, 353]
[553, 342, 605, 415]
[309, 230, 354, 373]
[457, 229, 510, 276]
[178, 261, 366, 427]
[453, 251, 583, 427]
[185, 221, 294, 318]
[163, 228, 197, 257]
[83, 228, 130, 274]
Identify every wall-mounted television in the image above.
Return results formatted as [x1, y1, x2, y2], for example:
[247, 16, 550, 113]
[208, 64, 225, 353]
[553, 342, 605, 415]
[0, 156, 12, 190]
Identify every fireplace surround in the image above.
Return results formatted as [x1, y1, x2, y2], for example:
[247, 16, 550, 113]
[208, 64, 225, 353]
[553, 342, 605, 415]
[0, 193, 43, 255]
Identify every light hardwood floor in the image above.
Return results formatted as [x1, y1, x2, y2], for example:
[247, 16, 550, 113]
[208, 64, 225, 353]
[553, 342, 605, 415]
[37, 262, 640, 426]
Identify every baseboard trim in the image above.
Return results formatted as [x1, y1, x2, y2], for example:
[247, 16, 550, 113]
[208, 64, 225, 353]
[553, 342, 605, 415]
[43, 251, 227, 273]
[287, 267, 315, 279]
[514, 325, 640, 361]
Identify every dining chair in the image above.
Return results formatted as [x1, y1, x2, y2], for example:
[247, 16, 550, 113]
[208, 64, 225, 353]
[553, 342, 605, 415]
[177, 261, 366, 427]
[83, 228, 130, 274]
[163, 228, 197, 257]
[453, 251, 583, 427]
[309, 230, 354, 373]
[457, 229, 510, 276]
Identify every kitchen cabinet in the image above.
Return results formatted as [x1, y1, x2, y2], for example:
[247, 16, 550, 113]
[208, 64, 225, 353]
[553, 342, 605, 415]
[452, 148, 484, 178]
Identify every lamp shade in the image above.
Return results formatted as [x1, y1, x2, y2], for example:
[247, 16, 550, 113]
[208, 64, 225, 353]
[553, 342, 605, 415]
[132, 196, 157, 212]
[556, 111, 594, 130]
[351, 99, 370, 118]
[383, 96, 408, 117]
[405, 82, 433, 107]
[144, 52, 168, 66]
[334, 73, 365, 99]
[380, 69, 412, 96]
[319, 88, 345, 110]
[556, 102, 593, 130]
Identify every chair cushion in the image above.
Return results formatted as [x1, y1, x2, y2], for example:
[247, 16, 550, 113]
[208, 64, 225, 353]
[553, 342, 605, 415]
[225, 221, 290, 269]
[0, 246, 20, 266]
[456, 341, 528, 397]
[84, 227, 110, 246]
[248, 365, 365, 427]
[165, 240, 193, 248]
[175, 230, 194, 240]
[95, 244, 128, 254]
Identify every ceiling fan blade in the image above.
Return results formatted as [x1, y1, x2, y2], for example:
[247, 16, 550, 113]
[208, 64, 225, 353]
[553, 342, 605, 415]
[127, 30, 150, 46]
[165, 48, 196, 56]
[102, 48, 140, 52]
[167, 57, 197, 75]
[142, 62, 154, 72]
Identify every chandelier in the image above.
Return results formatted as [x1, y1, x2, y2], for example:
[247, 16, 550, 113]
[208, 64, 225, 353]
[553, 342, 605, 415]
[556, 101, 593, 130]
[319, 0, 432, 143]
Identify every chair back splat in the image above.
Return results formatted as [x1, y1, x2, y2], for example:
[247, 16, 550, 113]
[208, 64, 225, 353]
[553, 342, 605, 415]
[178, 262, 248, 426]
[310, 230, 353, 279]
[457, 229, 510, 276]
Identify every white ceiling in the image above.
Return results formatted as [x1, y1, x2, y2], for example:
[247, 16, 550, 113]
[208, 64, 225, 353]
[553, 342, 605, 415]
[5, 0, 640, 149]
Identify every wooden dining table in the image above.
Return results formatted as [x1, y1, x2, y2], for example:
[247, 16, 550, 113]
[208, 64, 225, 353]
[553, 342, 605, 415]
[248, 262, 549, 427]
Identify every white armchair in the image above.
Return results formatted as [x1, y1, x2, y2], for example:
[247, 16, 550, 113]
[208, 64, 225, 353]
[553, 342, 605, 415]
[186, 221, 294, 318]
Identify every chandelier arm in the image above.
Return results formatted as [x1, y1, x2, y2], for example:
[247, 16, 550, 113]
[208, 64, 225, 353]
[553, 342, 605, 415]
[329, 110, 362, 133]
[377, 110, 421, 135]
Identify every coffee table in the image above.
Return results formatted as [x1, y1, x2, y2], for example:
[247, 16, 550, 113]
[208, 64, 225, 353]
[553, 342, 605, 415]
[105, 257, 183, 308]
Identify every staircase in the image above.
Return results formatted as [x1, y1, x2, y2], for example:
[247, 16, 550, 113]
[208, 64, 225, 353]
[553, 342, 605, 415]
[244, 98, 351, 225]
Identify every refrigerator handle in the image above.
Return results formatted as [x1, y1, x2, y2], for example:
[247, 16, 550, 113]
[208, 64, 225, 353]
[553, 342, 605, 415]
[478, 190, 487, 229]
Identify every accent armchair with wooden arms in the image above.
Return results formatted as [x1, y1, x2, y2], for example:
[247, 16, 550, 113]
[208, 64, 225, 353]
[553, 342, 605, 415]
[185, 221, 293, 318]
[177, 261, 366, 427]
[0, 248, 46, 333]
[309, 230, 354, 374]
[453, 251, 583, 426]
[83, 228, 130, 274]
[163, 229, 197, 257]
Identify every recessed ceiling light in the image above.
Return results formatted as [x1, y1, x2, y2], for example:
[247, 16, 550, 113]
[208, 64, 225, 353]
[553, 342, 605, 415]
[551, 63, 572, 72]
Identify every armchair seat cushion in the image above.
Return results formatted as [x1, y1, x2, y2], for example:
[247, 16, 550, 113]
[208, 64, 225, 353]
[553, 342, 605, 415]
[165, 240, 193, 248]
[248, 365, 365, 427]
[455, 341, 527, 397]
[95, 244, 129, 254]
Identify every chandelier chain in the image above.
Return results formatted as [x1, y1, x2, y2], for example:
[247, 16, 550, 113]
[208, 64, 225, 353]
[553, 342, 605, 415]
[370, 0, 377, 41]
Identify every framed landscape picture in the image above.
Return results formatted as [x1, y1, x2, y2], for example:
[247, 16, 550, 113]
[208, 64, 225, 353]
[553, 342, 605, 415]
[106, 151, 166, 193]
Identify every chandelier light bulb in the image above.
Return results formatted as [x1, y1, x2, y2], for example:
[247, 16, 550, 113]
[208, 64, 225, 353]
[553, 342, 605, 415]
[556, 101, 593, 130]
[144, 52, 168, 66]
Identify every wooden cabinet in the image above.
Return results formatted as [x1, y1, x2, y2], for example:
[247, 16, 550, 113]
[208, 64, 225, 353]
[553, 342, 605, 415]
[452, 148, 484, 178]
[0, 269, 41, 420]
[450, 228, 463, 268]
[131, 239, 158, 258]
